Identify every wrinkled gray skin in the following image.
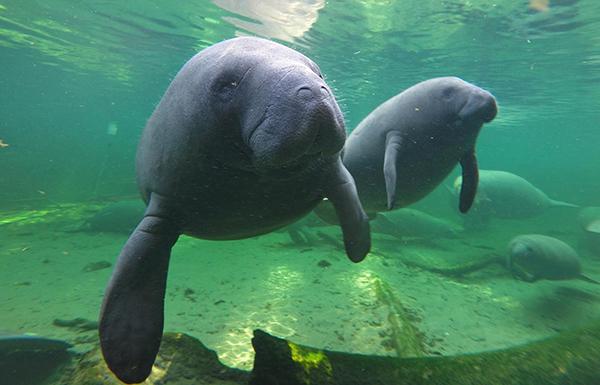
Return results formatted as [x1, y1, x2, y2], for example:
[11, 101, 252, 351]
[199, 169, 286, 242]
[99, 37, 370, 384]
[453, 170, 579, 220]
[507, 234, 598, 283]
[342, 77, 497, 217]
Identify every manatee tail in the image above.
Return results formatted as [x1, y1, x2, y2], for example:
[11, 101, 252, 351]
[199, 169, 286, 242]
[578, 274, 600, 285]
[548, 199, 579, 209]
[585, 219, 600, 234]
[325, 159, 371, 263]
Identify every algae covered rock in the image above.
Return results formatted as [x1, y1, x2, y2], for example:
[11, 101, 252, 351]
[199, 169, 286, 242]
[250, 321, 600, 385]
[56, 332, 248, 385]
[0, 335, 72, 385]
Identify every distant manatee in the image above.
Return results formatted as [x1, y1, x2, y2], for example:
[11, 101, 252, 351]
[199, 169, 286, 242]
[342, 77, 497, 216]
[83, 200, 146, 234]
[578, 207, 600, 234]
[372, 208, 461, 240]
[507, 234, 598, 284]
[453, 170, 578, 220]
[577, 207, 600, 255]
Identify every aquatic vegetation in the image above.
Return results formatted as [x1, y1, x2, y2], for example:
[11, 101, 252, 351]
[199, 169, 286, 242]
[373, 279, 425, 358]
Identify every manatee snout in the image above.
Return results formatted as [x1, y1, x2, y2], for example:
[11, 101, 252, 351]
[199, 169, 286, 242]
[249, 68, 345, 168]
[459, 87, 497, 123]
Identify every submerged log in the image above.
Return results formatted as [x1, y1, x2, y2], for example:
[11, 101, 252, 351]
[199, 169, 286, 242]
[373, 279, 425, 357]
[250, 320, 600, 385]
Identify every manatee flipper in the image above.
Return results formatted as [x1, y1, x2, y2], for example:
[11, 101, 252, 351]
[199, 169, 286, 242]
[578, 274, 600, 285]
[325, 159, 371, 262]
[287, 227, 308, 246]
[383, 132, 402, 210]
[548, 198, 579, 209]
[512, 268, 538, 283]
[506, 255, 537, 282]
[372, 213, 403, 239]
[458, 150, 479, 213]
[99, 194, 180, 384]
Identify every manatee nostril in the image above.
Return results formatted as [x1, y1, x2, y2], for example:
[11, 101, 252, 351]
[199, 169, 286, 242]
[297, 86, 313, 98]
[320, 86, 330, 98]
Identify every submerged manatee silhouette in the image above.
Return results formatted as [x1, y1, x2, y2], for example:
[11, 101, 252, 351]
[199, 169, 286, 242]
[578, 207, 600, 234]
[99, 37, 370, 383]
[453, 170, 578, 220]
[577, 207, 600, 255]
[507, 234, 598, 284]
[341, 77, 497, 217]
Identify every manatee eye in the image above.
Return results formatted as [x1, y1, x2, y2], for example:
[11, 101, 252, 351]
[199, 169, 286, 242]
[442, 87, 455, 101]
[214, 78, 239, 103]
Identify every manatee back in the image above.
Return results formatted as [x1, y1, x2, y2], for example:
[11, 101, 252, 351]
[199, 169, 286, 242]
[476, 170, 550, 218]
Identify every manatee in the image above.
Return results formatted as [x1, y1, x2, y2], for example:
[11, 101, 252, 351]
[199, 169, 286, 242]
[507, 234, 598, 284]
[577, 207, 600, 255]
[82, 200, 146, 234]
[341, 77, 496, 218]
[372, 208, 461, 240]
[578, 207, 600, 234]
[99, 37, 370, 383]
[452, 170, 579, 220]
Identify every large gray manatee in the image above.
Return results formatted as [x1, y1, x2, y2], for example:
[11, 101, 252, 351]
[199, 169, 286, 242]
[342, 77, 497, 217]
[452, 170, 578, 220]
[98, 37, 370, 384]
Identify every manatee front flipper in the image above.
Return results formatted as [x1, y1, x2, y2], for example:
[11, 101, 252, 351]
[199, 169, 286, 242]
[383, 131, 403, 210]
[548, 198, 579, 209]
[578, 274, 600, 285]
[325, 158, 371, 262]
[99, 194, 180, 384]
[507, 262, 538, 283]
[458, 150, 479, 213]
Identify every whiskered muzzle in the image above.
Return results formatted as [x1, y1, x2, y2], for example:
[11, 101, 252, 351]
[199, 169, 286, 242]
[249, 81, 345, 169]
[459, 89, 498, 123]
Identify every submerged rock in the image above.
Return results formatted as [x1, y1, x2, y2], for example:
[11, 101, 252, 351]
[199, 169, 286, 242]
[0, 334, 72, 385]
[250, 322, 600, 385]
[55, 332, 248, 385]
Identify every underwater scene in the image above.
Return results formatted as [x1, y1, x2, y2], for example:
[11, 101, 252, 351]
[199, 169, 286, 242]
[2, 0, 600, 384]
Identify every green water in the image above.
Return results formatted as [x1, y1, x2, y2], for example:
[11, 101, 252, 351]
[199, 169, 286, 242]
[1, 1, 600, 384]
